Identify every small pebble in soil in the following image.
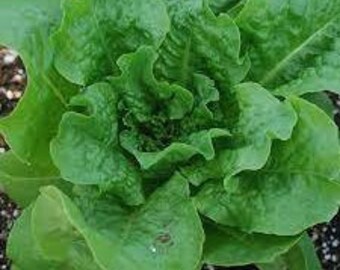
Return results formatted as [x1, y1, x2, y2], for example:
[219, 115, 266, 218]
[309, 211, 340, 270]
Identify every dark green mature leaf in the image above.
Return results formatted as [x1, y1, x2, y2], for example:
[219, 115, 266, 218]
[196, 98, 340, 235]
[53, 0, 170, 85]
[236, 0, 340, 95]
[0, 0, 77, 205]
[156, 0, 250, 89]
[203, 222, 300, 267]
[181, 83, 297, 186]
[51, 82, 144, 205]
[9, 174, 204, 270]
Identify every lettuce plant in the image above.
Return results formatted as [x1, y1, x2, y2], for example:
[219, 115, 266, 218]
[1, 0, 340, 269]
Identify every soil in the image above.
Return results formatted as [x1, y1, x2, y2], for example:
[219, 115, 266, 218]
[0, 48, 339, 270]
[0, 47, 24, 270]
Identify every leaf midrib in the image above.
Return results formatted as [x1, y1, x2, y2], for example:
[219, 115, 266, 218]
[260, 16, 337, 86]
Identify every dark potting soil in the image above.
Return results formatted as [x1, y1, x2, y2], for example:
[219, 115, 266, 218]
[0, 48, 339, 270]
[0, 47, 24, 270]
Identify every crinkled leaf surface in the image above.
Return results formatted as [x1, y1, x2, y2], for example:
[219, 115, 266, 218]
[111, 46, 194, 122]
[196, 98, 340, 235]
[181, 83, 297, 186]
[0, 0, 77, 205]
[51, 82, 143, 205]
[156, 0, 249, 88]
[53, 0, 170, 85]
[113, 47, 230, 172]
[9, 174, 204, 270]
[203, 222, 300, 267]
[236, 0, 340, 95]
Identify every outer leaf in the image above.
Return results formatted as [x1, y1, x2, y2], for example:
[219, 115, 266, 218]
[9, 174, 204, 270]
[303, 92, 334, 117]
[0, 152, 66, 207]
[53, 0, 170, 85]
[203, 222, 300, 267]
[258, 234, 322, 270]
[156, 0, 249, 88]
[236, 0, 340, 95]
[181, 83, 297, 186]
[51, 82, 144, 205]
[196, 98, 340, 235]
[7, 203, 102, 270]
[7, 206, 58, 270]
[0, 0, 77, 205]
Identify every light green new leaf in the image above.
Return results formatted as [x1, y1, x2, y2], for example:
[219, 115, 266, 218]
[51, 82, 144, 205]
[111, 47, 230, 172]
[181, 83, 297, 186]
[53, 0, 170, 85]
[156, 0, 249, 88]
[0, 0, 77, 205]
[203, 222, 300, 267]
[9, 174, 204, 270]
[237, 0, 340, 95]
[111, 46, 194, 122]
[121, 128, 231, 171]
[196, 98, 340, 235]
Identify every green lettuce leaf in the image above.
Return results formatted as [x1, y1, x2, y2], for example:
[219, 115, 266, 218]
[0, 152, 67, 207]
[181, 83, 297, 186]
[53, 0, 170, 85]
[258, 233, 322, 270]
[110, 46, 230, 172]
[7, 202, 102, 270]
[8, 174, 204, 270]
[2, 0, 340, 268]
[196, 97, 340, 235]
[0, 0, 78, 205]
[110, 46, 194, 122]
[156, 0, 250, 88]
[203, 222, 300, 267]
[236, 0, 340, 95]
[209, 0, 246, 16]
[51, 82, 144, 205]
